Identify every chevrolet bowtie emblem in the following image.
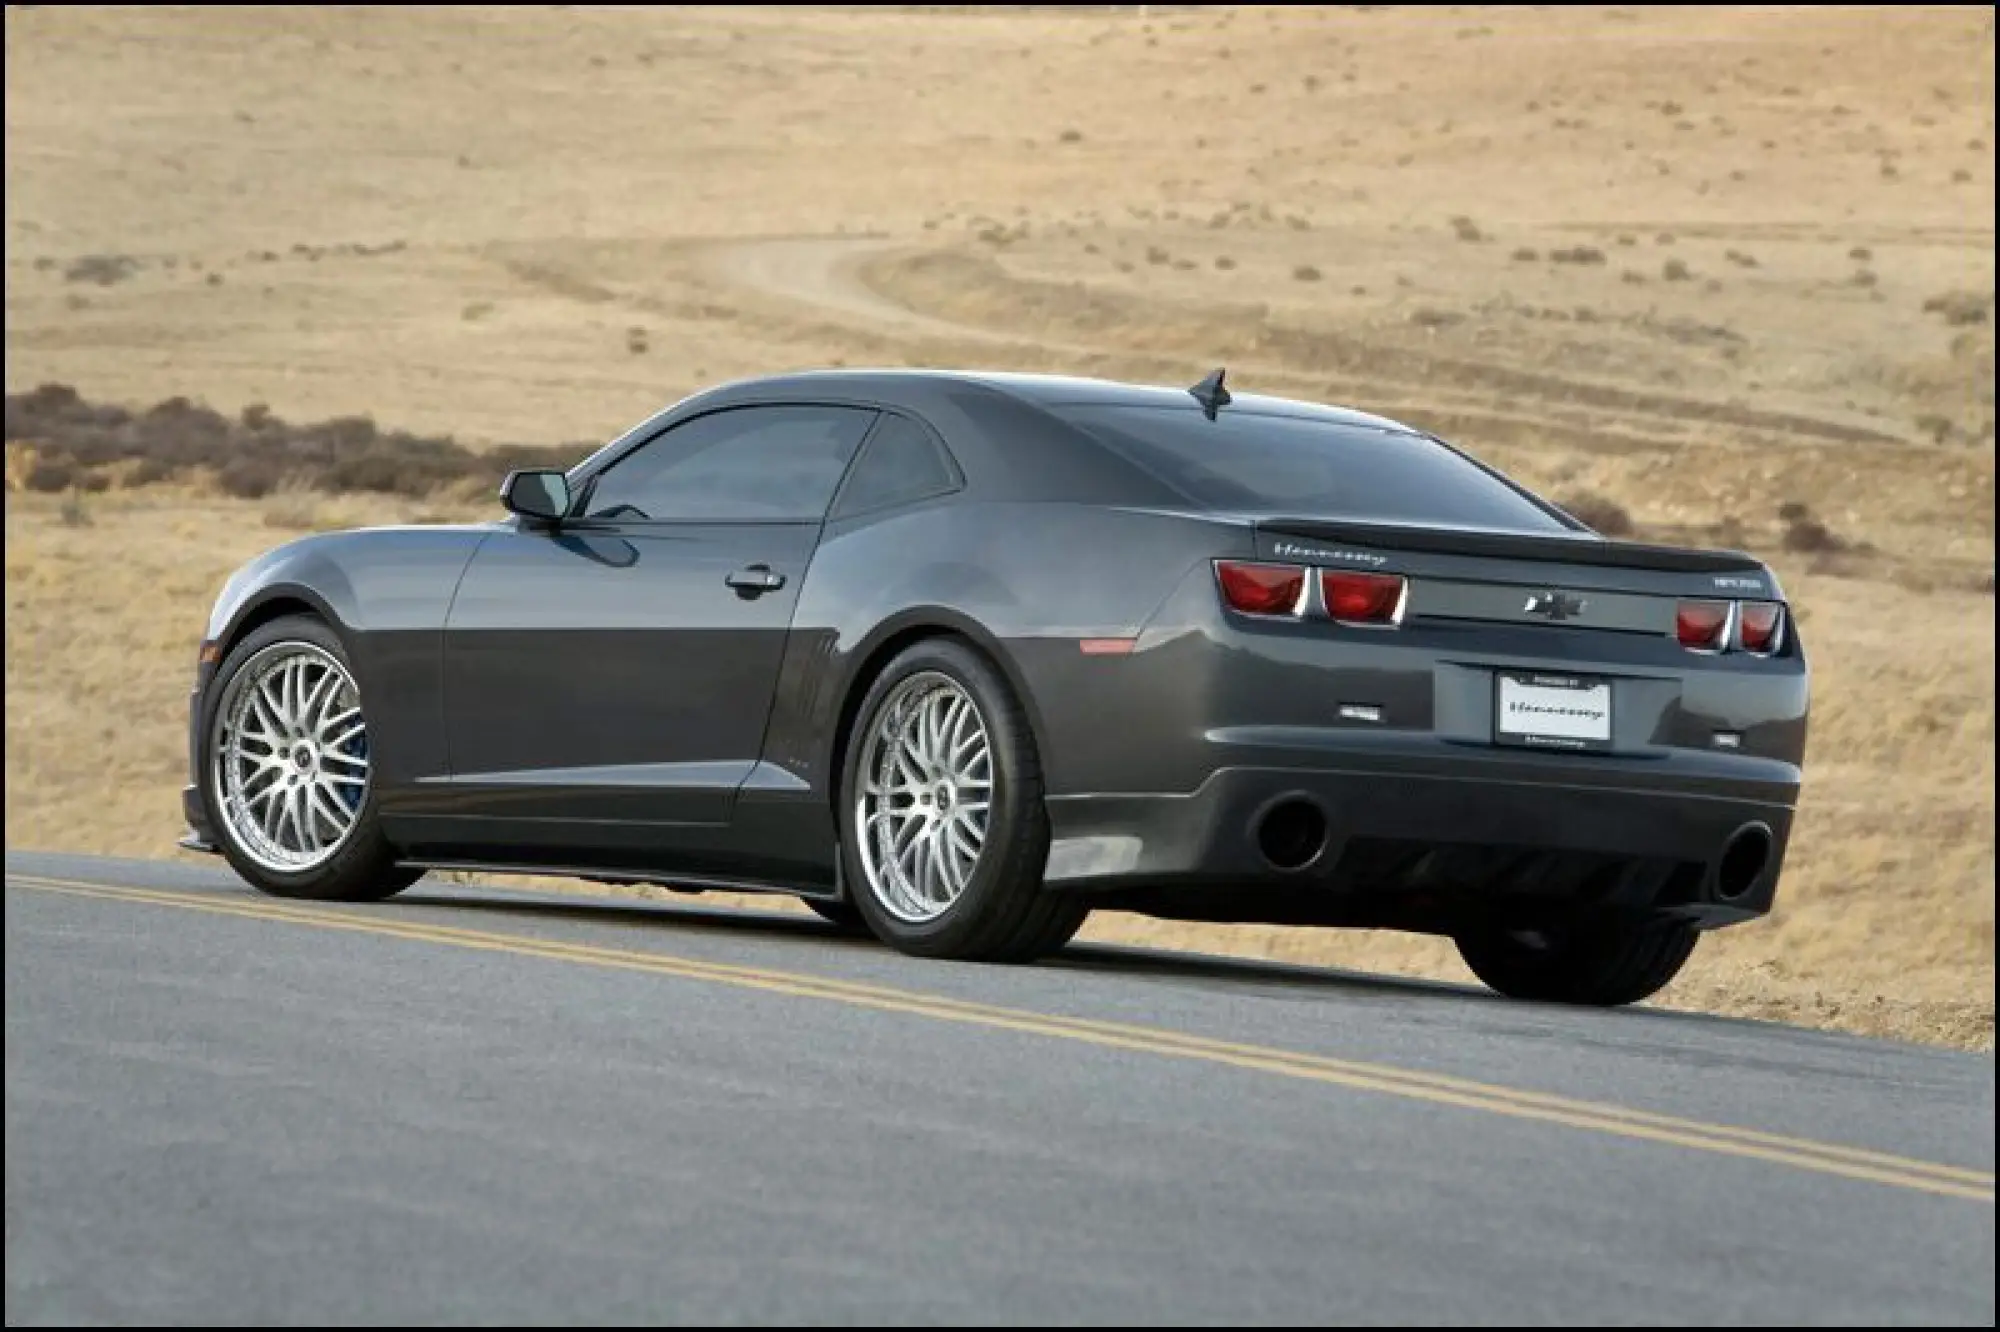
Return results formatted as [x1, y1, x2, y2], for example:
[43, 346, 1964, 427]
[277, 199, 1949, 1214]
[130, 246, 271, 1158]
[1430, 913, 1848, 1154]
[1524, 591, 1587, 621]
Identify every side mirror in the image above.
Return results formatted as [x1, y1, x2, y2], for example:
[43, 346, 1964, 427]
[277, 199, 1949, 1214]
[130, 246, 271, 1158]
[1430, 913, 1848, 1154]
[500, 469, 570, 524]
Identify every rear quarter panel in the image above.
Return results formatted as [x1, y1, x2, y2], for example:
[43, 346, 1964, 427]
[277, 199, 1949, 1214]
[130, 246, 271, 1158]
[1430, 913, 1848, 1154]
[765, 501, 1249, 799]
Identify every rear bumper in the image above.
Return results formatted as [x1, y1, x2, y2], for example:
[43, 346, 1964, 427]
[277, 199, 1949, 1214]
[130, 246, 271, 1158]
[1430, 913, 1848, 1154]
[1043, 758, 1793, 930]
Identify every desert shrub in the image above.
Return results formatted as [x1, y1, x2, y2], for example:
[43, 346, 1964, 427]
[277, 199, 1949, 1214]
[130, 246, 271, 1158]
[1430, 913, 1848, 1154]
[1449, 215, 1484, 243]
[126, 457, 174, 487]
[1511, 247, 1539, 262]
[1663, 258, 1692, 281]
[1922, 290, 1991, 326]
[1782, 516, 1848, 554]
[1549, 246, 1606, 265]
[489, 442, 586, 471]
[1557, 492, 1633, 536]
[63, 254, 138, 286]
[1292, 264, 1322, 282]
[5, 383, 591, 501]
[25, 459, 75, 493]
[218, 456, 286, 499]
[1910, 414, 1950, 444]
[322, 452, 413, 495]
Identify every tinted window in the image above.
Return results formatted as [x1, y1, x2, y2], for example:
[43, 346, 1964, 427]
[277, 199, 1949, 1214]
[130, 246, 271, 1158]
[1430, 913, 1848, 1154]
[830, 413, 958, 518]
[582, 405, 874, 522]
[1064, 406, 1569, 532]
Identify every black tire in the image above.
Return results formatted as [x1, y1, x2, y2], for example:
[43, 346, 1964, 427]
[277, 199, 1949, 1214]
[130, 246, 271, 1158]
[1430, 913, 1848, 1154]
[200, 614, 422, 903]
[838, 638, 1087, 962]
[1454, 914, 1698, 1006]
[802, 896, 870, 933]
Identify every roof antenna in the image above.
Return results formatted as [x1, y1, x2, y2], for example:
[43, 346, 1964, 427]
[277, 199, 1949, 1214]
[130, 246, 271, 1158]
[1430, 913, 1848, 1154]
[1188, 366, 1231, 420]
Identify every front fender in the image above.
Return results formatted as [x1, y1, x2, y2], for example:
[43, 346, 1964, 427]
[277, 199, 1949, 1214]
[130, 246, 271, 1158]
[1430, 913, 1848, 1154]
[199, 525, 494, 790]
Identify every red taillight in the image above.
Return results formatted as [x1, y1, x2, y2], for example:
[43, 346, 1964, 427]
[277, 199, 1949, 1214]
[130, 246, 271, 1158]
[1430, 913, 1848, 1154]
[1676, 600, 1731, 651]
[1738, 601, 1784, 654]
[1322, 570, 1406, 625]
[1215, 561, 1306, 616]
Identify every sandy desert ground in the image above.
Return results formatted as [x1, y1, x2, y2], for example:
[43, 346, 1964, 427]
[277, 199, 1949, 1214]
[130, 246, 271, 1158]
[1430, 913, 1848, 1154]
[5, 5, 1994, 1046]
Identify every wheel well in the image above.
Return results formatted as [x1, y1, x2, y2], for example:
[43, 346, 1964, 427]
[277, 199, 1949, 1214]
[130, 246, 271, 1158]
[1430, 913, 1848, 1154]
[218, 596, 321, 662]
[828, 625, 1035, 808]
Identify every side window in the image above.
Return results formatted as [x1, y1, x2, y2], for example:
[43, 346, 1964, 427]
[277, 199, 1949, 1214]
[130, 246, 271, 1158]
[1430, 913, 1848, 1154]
[582, 405, 875, 523]
[830, 413, 959, 519]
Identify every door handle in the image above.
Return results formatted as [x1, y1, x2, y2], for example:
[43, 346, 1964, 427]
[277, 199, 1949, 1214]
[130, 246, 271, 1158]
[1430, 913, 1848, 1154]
[724, 564, 787, 597]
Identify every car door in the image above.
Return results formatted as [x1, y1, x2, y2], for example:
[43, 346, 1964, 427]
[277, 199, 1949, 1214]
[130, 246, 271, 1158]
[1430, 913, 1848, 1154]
[433, 403, 876, 843]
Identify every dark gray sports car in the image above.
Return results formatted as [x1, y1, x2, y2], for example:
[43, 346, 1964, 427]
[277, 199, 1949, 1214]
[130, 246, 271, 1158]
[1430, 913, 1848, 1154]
[182, 368, 1807, 1004]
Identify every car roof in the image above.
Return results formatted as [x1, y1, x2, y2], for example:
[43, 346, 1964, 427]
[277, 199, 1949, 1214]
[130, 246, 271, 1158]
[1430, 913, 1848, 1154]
[708, 367, 1422, 436]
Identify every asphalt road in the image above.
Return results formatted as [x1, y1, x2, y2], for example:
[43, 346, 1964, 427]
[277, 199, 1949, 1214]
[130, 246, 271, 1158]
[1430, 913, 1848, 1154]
[6, 851, 1993, 1326]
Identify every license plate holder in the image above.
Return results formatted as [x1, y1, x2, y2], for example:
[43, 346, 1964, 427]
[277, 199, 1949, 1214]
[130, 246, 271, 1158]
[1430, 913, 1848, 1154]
[1494, 671, 1612, 751]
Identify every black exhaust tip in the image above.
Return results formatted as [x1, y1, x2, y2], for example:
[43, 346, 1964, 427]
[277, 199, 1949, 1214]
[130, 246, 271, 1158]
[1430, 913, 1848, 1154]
[1255, 798, 1329, 873]
[1714, 822, 1773, 901]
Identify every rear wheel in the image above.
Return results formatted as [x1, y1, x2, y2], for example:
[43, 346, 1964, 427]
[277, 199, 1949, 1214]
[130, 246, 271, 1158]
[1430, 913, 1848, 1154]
[1454, 915, 1698, 1006]
[839, 639, 1086, 962]
[201, 615, 422, 903]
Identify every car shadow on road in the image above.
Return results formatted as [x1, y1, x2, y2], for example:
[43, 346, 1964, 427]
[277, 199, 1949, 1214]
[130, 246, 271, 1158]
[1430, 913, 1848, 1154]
[391, 888, 1448, 1002]
[385, 885, 1828, 1042]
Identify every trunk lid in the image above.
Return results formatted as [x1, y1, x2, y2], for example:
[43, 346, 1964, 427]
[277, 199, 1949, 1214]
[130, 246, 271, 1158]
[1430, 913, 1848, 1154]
[1251, 518, 1783, 639]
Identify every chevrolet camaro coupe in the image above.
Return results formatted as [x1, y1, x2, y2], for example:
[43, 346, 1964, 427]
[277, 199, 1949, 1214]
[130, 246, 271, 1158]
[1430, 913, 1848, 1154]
[181, 368, 1807, 1005]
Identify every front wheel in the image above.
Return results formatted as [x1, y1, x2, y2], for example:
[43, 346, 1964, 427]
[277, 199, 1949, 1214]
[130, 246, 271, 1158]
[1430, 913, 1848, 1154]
[838, 639, 1086, 962]
[1454, 915, 1698, 1006]
[201, 614, 422, 902]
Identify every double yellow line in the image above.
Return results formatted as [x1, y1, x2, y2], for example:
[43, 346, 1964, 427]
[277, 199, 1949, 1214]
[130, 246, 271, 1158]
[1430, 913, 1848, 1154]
[10, 872, 1994, 1204]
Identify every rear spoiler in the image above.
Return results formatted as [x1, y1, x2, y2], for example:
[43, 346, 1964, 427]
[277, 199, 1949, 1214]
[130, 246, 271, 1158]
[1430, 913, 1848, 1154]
[1256, 518, 1766, 575]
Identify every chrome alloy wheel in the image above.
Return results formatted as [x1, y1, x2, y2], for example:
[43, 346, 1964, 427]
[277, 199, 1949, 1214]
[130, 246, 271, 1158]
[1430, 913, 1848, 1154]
[854, 671, 994, 923]
[211, 641, 370, 874]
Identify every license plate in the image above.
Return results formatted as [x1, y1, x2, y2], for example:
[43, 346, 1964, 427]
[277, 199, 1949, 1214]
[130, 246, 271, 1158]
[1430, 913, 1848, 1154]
[1495, 672, 1612, 750]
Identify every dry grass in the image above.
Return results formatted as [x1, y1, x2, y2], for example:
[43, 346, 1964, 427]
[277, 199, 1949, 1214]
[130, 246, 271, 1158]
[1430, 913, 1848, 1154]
[4, 4, 1994, 1048]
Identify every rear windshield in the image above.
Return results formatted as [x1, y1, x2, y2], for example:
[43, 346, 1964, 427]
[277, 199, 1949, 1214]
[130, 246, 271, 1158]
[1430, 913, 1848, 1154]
[1063, 405, 1571, 532]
